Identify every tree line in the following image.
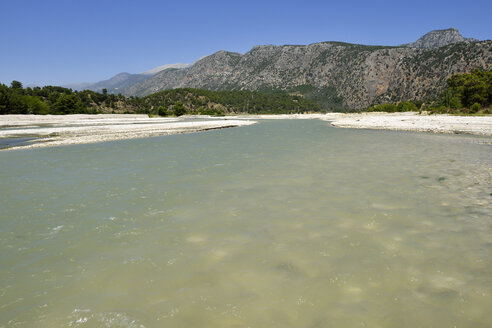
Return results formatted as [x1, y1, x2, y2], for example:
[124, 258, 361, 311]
[0, 82, 322, 116]
[0, 82, 138, 115]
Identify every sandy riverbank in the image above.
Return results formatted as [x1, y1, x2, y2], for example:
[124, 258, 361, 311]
[220, 113, 333, 120]
[1, 113, 491, 150]
[320, 112, 492, 136]
[0, 115, 256, 150]
[222, 112, 492, 135]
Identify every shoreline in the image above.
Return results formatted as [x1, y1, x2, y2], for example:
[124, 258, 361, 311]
[1, 112, 491, 150]
[222, 112, 492, 136]
[319, 112, 492, 136]
[0, 115, 256, 150]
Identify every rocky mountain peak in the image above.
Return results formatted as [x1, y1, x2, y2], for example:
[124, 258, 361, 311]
[405, 28, 477, 49]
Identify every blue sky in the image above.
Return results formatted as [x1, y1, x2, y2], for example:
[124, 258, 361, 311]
[1, 0, 490, 86]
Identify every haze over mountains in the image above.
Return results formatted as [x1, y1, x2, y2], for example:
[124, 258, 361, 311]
[69, 28, 491, 110]
[65, 63, 191, 94]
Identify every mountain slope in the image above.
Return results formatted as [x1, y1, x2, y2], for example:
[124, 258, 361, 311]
[66, 63, 191, 93]
[141, 63, 191, 75]
[85, 72, 151, 93]
[125, 35, 492, 109]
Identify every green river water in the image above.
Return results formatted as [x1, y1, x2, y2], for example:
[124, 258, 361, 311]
[1, 119, 491, 327]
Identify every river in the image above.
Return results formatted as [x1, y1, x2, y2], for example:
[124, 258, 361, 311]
[1, 119, 491, 327]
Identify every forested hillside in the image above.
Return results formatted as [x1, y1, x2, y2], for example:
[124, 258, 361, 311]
[0, 82, 136, 115]
[140, 88, 320, 116]
[0, 82, 321, 115]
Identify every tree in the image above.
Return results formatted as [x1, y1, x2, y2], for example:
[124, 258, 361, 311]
[52, 94, 86, 114]
[26, 96, 50, 114]
[470, 102, 481, 113]
[397, 101, 418, 112]
[447, 69, 491, 108]
[7, 92, 28, 114]
[157, 105, 168, 116]
[173, 101, 186, 116]
[11, 80, 23, 90]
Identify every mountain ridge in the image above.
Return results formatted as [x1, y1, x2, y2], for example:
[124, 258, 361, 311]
[64, 63, 191, 93]
[141, 63, 192, 75]
[70, 28, 490, 110]
[124, 29, 490, 109]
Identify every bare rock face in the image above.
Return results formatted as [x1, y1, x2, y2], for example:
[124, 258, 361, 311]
[124, 29, 491, 110]
[404, 28, 478, 49]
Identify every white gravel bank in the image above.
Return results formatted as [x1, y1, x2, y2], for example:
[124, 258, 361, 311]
[1, 113, 491, 150]
[223, 112, 492, 136]
[0, 115, 256, 150]
[321, 112, 492, 136]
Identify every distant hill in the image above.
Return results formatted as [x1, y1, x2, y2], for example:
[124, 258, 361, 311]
[64, 63, 191, 93]
[123, 28, 490, 110]
[81, 72, 150, 93]
[0, 83, 320, 115]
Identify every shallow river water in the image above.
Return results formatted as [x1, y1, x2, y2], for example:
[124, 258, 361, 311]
[1, 119, 491, 327]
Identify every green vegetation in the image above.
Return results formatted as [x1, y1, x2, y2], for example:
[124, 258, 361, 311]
[121, 88, 321, 115]
[368, 101, 419, 113]
[255, 84, 346, 112]
[443, 69, 491, 108]
[288, 85, 345, 111]
[0, 81, 138, 115]
[0, 82, 321, 115]
[366, 69, 492, 114]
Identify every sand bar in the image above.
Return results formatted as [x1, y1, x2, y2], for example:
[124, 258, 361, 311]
[0, 114, 256, 150]
[320, 112, 492, 136]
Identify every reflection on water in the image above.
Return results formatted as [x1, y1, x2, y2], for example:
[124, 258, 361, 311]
[0, 137, 39, 149]
[0, 120, 491, 327]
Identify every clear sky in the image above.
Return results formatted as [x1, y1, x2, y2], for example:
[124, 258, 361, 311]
[1, 0, 490, 86]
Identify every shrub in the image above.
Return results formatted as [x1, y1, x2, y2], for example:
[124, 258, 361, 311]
[173, 101, 187, 116]
[157, 105, 168, 116]
[396, 101, 418, 112]
[470, 102, 481, 113]
[198, 107, 224, 116]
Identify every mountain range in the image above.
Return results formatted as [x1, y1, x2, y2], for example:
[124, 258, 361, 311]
[65, 63, 191, 94]
[70, 28, 491, 110]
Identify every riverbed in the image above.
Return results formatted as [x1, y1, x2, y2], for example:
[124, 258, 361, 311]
[0, 119, 491, 327]
[1, 113, 491, 150]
